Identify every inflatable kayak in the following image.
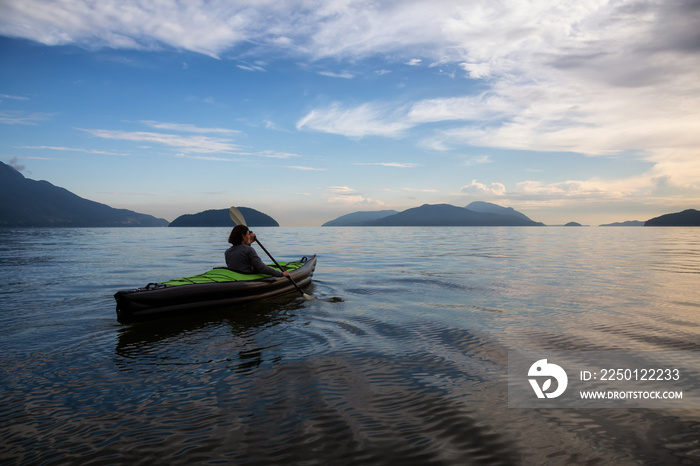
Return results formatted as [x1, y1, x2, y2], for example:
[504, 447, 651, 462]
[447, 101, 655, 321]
[114, 255, 316, 323]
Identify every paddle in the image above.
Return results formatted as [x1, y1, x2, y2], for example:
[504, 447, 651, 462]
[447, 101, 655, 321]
[229, 206, 313, 301]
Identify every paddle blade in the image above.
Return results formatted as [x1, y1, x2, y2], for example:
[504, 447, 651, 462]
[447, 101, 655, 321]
[229, 206, 247, 226]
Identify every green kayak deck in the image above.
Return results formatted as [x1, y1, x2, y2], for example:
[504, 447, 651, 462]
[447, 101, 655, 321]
[162, 260, 307, 286]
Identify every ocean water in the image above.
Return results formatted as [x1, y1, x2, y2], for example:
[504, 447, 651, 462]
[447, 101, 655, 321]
[1, 226, 699, 465]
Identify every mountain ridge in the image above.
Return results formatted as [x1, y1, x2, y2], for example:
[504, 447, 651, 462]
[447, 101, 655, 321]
[322, 210, 399, 226]
[0, 162, 168, 227]
[645, 209, 700, 226]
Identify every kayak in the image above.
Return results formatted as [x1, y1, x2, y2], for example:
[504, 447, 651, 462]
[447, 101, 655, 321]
[114, 255, 316, 323]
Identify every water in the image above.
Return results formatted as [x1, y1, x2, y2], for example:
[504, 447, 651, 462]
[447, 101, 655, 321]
[1, 226, 699, 465]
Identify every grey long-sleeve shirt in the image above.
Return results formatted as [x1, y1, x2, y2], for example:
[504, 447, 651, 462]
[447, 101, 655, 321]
[224, 244, 283, 277]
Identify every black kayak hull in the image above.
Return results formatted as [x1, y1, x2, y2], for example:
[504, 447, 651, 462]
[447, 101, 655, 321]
[114, 255, 316, 323]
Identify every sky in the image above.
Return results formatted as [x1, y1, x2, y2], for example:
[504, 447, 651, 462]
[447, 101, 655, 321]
[1, 0, 699, 226]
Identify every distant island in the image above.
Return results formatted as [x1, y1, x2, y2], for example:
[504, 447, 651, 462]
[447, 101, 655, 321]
[324, 202, 544, 226]
[169, 208, 278, 227]
[645, 209, 700, 226]
[564, 222, 582, 227]
[0, 161, 168, 227]
[599, 220, 645, 226]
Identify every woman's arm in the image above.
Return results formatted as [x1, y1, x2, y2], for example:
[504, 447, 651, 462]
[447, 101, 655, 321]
[247, 248, 286, 277]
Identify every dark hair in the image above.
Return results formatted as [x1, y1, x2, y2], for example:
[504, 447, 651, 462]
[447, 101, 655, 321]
[228, 224, 249, 245]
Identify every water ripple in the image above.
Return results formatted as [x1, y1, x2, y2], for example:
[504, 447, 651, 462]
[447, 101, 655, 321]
[3, 227, 700, 464]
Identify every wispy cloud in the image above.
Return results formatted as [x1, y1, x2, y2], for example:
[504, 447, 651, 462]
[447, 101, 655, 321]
[237, 62, 266, 72]
[514, 180, 611, 200]
[297, 92, 521, 139]
[76, 121, 312, 163]
[8, 155, 62, 161]
[287, 165, 325, 171]
[175, 153, 239, 162]
[186, 96, 227, 108]
[402, 187, 438, 193]
[355, 162, 420, 168]
[256, 150, 301, 159]
[0, 111, 52, 125]
[297, 102, 412, 138]
[461, 155, 492, 166]
[80, 128, 242, 154]
[0, 94, 29, 101]
[140, 121, 240, 135]
[318, 70, 354, 79]
[18, 145, 128, 156]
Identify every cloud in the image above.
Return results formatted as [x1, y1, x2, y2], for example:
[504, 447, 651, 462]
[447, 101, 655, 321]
[75, 121, 312, 162]
[0, 94, 30, 101]
[0, 111, 52, 125]
[185, 96, 227, 108]
[0, 0, 246, 58]
[175, 154, 238, 162]
[2, 1, 697, 70]
[18, 145, 128, 156]
[402, 188, 438, 193]
[80, 128, 241, 154]
[237, 62, 266, 72]
[256, 150, 301, 159]
[297, 102, 412, 138]
[460, 62, 491, 79]
[459, 180, 506, 196]
[298, 92, 519, 139]
[318, 70, 354, 79]
[2, 0, 698, 193]
[286, 165, 325, 171]
[355, 162, 420, 168]
[461, 155, 491, 166]
[324, 186, 384, 206]
[515, 180, 610, 200]
[407, 93, 517, 125]
[140, 121, 240, 134]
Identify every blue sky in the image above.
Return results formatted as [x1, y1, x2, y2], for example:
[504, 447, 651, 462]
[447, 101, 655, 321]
[1, 0, 698, 226]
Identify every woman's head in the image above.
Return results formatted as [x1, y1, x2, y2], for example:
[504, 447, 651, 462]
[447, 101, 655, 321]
[228, 224, 249, 245]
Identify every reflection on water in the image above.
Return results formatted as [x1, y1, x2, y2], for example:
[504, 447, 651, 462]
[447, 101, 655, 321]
[1, 227, 700, 464]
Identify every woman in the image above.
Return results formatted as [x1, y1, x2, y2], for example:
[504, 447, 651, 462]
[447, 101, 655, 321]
[225, 225, 291, 278]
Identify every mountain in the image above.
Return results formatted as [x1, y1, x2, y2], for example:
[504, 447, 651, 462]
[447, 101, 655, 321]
[645, 209, 700, 226]
[365, 204, 545, 226]
[599, 220, 645, 226]
[322, 210, 399, 226]
[465, 201, 538, 223]
[0, 162, 168, 227]
[169, 207, 279, 227]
